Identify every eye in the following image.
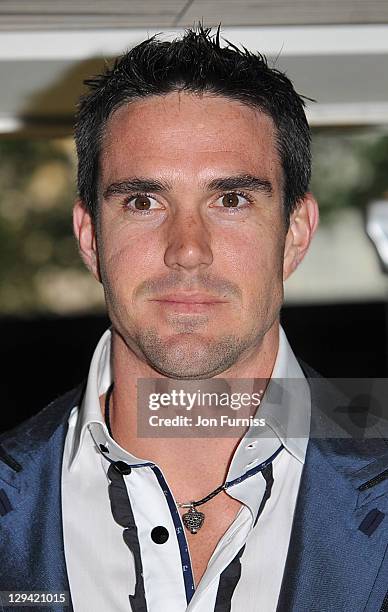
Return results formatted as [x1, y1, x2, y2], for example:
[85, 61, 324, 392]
[212, 191, 252, 211]
[123, 193, 163, 214]
[222, 193, 241, 208]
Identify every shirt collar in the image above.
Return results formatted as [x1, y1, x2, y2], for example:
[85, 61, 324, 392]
[260, 325, 310, 464]
[68, 326, 310, 472]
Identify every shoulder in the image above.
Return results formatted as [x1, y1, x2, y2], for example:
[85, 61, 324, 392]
[0, 382, 85, 471]
[297, 359, 388, 484]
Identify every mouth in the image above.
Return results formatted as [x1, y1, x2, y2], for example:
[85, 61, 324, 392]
[149, 293, 227, 314]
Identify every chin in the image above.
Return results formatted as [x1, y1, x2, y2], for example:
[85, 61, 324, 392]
[137, 329, 249, 380]
[149, 336, 214, 378]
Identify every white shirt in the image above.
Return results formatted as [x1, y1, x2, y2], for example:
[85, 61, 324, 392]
[62, 327, 310, 611]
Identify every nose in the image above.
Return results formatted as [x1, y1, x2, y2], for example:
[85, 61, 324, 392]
[164, 210, 213, 272]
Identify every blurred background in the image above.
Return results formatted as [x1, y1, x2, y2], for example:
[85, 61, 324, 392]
[1, 1, 388, 431]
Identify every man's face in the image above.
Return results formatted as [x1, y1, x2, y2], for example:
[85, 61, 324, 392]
[80, 92, 302, 378]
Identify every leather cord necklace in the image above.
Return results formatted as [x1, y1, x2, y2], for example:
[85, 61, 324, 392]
[104, 382, 114, 439]
[176, 487, 227, 535]
[104, 382, 279, 534]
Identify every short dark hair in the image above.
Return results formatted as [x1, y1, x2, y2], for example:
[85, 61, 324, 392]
[75, 25, 311, 224]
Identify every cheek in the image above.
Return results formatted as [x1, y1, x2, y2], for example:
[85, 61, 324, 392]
[218, 223, 284, 287]
[98, 229, 162, 301]
[218, 225, 285, 326]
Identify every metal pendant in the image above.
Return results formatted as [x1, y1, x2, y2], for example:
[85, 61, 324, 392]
[182, 505, 205, 534]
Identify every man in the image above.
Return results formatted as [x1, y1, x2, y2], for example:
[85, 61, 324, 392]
[0, 26, 387, 612]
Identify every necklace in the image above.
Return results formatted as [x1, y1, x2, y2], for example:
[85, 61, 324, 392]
[103, 382, 280, 534]
[104, 382, 114, 439]
[176, 486, 226, 534]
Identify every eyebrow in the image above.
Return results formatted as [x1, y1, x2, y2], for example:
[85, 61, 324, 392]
[206, 174, 273, 195]
[103, 178, 171, 199]
[103, 173, 273, 199]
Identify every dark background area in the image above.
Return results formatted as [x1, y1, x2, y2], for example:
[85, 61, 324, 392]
[1, 301, 386, 434]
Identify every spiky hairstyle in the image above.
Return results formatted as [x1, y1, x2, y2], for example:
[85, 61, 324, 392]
[75, 25, 311, 223]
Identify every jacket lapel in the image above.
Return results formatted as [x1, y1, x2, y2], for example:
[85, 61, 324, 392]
[277, 374, 388, 612]
[0, 385, 84, 611]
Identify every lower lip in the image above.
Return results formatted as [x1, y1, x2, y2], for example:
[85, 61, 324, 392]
[152, 301, 225, 314]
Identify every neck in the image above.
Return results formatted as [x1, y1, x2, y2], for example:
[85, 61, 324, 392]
[101, 323, 279, 492]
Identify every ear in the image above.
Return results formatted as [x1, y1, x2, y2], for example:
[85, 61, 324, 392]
[283, 193, 319, 281]
[73, 200, 101, 282]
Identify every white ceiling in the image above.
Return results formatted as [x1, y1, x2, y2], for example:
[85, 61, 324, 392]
[0, 1, 388, 134]
[1, 0, 388, 28]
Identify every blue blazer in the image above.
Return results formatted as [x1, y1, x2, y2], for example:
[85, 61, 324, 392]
[0, 371, 387, 612]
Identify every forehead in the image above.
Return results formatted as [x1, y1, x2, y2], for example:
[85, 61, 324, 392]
[100, 92, 281, 187]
